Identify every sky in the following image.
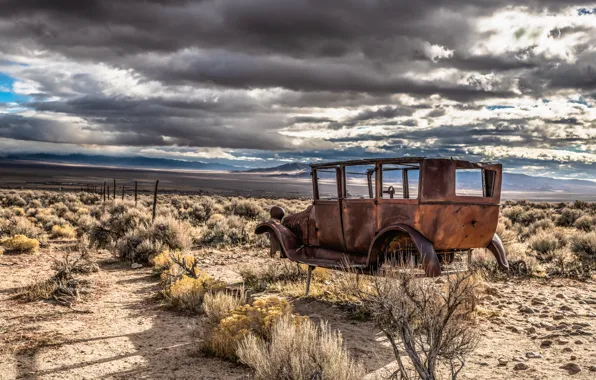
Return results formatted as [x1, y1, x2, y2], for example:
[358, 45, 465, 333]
[0, 1, 595, 177]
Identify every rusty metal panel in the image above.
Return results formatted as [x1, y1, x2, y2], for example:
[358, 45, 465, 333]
[415, 204, 500, 250]
[313, 201, 344, 252]
[342, 199, 376, 253]
[420, 159, 455, 200]
[377, 201, 418, 230]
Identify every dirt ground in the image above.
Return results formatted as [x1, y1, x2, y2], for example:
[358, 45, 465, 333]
[1, 244, 595, 379]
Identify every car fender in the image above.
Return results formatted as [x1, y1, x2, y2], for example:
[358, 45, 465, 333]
[367, 224, 441, 277]
[255, 220, 300, 259]
[487, 233, 509, 270]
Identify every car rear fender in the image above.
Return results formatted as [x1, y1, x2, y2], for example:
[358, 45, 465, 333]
[487, 233, 509, 270]
[367, 224, 441, 277]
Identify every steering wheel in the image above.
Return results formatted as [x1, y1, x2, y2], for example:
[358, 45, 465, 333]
[383, 185, 396, 199]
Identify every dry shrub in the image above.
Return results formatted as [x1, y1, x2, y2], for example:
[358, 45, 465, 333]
[15, 244, 98, 306]
[528, 230, 559, 257]
[357, 272, 479, 380]
[203, 291, 244, 324]
[556, 208, 583, 227]
[2, 235, 40, 254]
[237, 316, 365, 380]
[28, 199, 43, 209]
[528, 218, 555, 236]
[240, 262, 306, 291]
[569, 232, 596, 275]
[50, 224, 76, 239]
[113, 216, 192, 263]
[11, 207, 25, 216]
[115, 226, 162, 261]
[4, 194, 26, 207]
[228, 199, 263, 219]
[200, 214, 250, 246]
[202, 297, 299, 361]
[2, 216, 42, 238]
[74, 214, 97, 237]
[151, 215, 193, 251]
[165, 274, 226, 312]
[570, 231, 596, 258]
[574, 215, 595, 232]
[156, 251, 226, 312]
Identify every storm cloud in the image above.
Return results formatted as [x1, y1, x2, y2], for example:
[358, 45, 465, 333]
[0, 0, 595, 177]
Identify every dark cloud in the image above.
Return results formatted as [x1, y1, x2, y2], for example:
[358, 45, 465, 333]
[0, 0, 595, 177]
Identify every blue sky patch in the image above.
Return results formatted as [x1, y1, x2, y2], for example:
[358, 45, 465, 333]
[486, 105, 514, 111]
[568, 96, 591, 108]
[0, 72, 26, 103]
[577, 8, 596, 16]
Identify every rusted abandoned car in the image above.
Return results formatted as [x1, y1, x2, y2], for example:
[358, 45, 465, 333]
[255, 157, 508, 282]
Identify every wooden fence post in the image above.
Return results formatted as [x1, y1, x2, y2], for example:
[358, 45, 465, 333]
[107, 186, 110, 200]
[152, 180, 159, 222]
[103, 181, 106, 202]
[134, 181, 138, 207]
[113, 178, 116, 200]
[121, 185, 125, 201]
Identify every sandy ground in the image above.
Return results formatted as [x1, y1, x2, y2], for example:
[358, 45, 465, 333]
[1, 244, 595, 379]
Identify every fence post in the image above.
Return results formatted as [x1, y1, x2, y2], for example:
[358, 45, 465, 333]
[113, 178, 116, 200]
[121, 185, 125, 201]
[103, 181, 106, 202]
[107, 186, 110, 200]
[152, 180, 159, 222]
[134, 181, 138, 207]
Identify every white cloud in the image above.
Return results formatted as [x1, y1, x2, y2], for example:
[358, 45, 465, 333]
[422, 42, 454, 62]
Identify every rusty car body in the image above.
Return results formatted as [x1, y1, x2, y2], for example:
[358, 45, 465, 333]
[255, 157, 508, 277]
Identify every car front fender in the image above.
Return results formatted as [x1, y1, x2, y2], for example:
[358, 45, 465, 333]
[255, 220, 300, 258]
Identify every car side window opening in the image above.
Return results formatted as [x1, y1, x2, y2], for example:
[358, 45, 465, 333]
[455, 168, 486, 197]
[380, 164, 420, 199]
[315, 168, 340, 200]
[343, 165, 376, 199]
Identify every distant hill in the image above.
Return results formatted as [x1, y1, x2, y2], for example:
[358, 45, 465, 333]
[242, 162, 310, 174]
[246, 162, 596, 193]
[2, 153, 241, 172]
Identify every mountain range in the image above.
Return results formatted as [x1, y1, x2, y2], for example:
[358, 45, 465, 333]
[244, 162, 596, 194]
[2, 153, 240, 172]
[2, 153, 595, 194]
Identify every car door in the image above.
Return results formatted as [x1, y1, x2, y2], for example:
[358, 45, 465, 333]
[341, 164, 377, 253]
[312, 167, 345, 252]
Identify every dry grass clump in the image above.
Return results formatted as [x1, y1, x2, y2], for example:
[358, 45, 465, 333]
[202, 296, 301, 361]
[50, 224, 76, 239]
[2, 235, 40, 254]
[237, 316, 365, 380]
